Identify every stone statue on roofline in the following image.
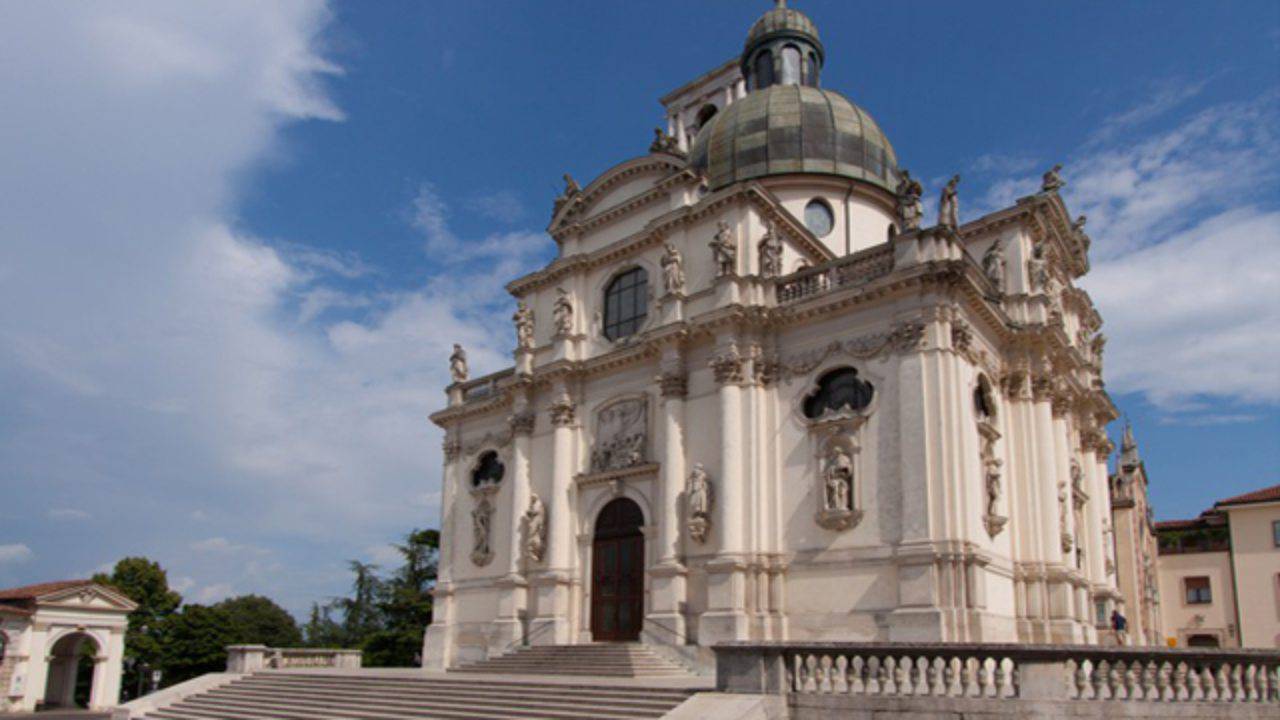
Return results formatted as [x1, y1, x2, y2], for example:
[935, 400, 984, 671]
[553, 174, 581, 216]
[758, 221, 783, 278]
[449, 343, 468, 383]
[552, 288, 574, 336]
[1042, 163, 1065, 193]
[894, 169, 924, 231]
[660, 242, 685, 295]
[709, 220, 737, 277]
[938, 174, 960, 230]
[513, 301, 534, 351]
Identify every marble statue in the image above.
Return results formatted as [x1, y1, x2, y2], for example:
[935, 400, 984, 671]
[938, 174, 960, 229]
[523, 493, 547, 563]
[1027, 243, 1049, 292]
[1042, 163, 1065, 192]
[982, 239, 1006, 292]
[823, 445, 854, 512]
[894, 169, 924, 231]
[553, 173, 582, 215]
[552, 288, 573, 336]
[709, 221, 737, 277]
[985, 461, 1002, 518]
[471, 497, 493, 565]
[687, 463, 712, 543]
[513, 301, 534, 350]
[660, 242, 685, 295]
[650, 127, 679, 154]
[449, 343, 468, 384]
[758, 222, 782, 278]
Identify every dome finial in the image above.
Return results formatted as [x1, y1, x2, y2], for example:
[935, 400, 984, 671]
[775, 0, 787, 8]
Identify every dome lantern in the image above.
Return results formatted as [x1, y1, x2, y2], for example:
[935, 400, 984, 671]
[742, 0, 824, 91]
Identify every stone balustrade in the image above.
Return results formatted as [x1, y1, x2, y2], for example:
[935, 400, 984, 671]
[715, 642, 1280, 708]
[225, 645, 363, 673]
[775, 245, 894, 305]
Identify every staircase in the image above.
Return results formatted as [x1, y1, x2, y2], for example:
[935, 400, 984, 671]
[141, 669, 700, 720]
[453, 644, 692, 678]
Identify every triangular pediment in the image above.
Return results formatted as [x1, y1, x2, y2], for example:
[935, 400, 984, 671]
[38, 583, 138, 612]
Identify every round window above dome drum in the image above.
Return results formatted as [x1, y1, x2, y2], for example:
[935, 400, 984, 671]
[804, 199, 834, 237]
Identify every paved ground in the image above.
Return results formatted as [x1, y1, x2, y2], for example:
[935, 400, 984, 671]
[5, 713, 110, 719]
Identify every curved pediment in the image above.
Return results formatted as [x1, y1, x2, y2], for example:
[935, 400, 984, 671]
[548, 155, 689, 236]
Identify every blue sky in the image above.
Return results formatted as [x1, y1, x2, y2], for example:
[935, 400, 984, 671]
[1, 0, 1277, 617]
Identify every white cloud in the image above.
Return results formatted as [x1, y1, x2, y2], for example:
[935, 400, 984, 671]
[1087, 78, 1208, 147]
[0, 545, 33, 565]
[467, 190, 526, 224]
[190, 537, 269, 555]
[194, 582, 235, 604]
[48, 508, 91, 520]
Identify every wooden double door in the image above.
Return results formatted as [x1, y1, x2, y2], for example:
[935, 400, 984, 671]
[591, 498, 645, 642]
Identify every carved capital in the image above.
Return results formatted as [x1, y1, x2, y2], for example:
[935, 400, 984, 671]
[509, 410, 536, 436]
[950, 320, 973, 355]
[658, 372, 688, 398]
[1031, 375, 1054, 402]
[549, 399, 576, 427]
[709, 345, 745, 385]
[442, 439, 462, 463]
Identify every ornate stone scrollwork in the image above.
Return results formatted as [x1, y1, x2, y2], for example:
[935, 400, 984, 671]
[508, 410, 535, 436]
[469, 486, 496, 567]
[686, 463, 713, 544]
[522, 493, 547, 564]
[657, 371, 687, 398]
[709, 344, 745, 385]
[549, 396, 576, 427]
[589, 396, 648, 473]
[776, 322, 923, 383]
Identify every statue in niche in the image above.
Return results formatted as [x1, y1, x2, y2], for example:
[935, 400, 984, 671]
[471, 496, 493, 566]
[660, 242, 685, 296]
[589, 397, 647, 472]
[758, 221, 783, 278]
[523, 493, 547, 563]
[686, 464, 712, 544]
[1027, 242, 1049, 292]
[1058, 481, 1073, 553]
[1042, 163, 1065, 193]
[938, 175, 960, 230]
[513, 301, 534, 350]
[823, 445, 854, 512]
[894, 169, 924, 231]
[449, 344, 468, 383]
[552, 288, 573, 336]
[709, 220, 737, 277]
[985, 460, 1002, 518]
[982, 239, 1006, 292]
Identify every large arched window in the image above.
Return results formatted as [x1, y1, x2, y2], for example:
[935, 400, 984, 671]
[695, 104, 718, 131]
[753, 50, 775, 90]
[780, 45, 802, 85]
[471, 450, 504, 488]
[603, 267, 648, 341]
[803, 367, 874, 420]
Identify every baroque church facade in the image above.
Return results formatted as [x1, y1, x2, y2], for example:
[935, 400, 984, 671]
[424, 2, 1123, 669]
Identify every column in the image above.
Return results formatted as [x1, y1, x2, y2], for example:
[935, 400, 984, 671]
[674, 112, 687, 152]
[530, 390, 576, 645]
[700, 342, 749, 644]
[422, 437, 460, 669]
[491, 408, 533, 654]
[646, 366, 688, 646]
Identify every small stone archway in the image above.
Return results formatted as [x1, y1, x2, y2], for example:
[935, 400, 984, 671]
[42, 631, 103, 709]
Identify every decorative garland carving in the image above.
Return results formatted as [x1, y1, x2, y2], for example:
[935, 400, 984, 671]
[776, 321, 924, 381]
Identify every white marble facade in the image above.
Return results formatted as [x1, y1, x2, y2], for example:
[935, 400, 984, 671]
[423, 3, 1122, 669]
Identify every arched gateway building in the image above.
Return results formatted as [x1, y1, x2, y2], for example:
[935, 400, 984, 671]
[424, 1, 1122, 670]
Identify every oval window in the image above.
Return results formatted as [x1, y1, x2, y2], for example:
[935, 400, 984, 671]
[804, 199, 834, 237]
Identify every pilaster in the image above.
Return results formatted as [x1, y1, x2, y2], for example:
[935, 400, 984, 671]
[530, 389, 577, 645]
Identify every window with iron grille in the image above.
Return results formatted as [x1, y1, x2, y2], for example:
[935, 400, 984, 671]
[603, 268, 648, 341]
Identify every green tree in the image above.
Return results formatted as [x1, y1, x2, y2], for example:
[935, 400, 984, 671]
[92, 557, 182, 697]
[363, 529, 438, 666]
[337, 560, 383, 643]
[157, 604, 233, 685]
[214, 594, 302, 648]
[302, 601, 345, 647]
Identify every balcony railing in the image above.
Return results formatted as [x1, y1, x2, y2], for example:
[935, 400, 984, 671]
[715, 642, 1280, 705]
[775, 245, 895, 305]
[226, 644, 363, 673]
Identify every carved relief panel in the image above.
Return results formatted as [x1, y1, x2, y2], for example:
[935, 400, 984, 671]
[589, 396, 649, 473]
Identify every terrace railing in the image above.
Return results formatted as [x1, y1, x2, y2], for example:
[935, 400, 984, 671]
[775, 245, 895, 306]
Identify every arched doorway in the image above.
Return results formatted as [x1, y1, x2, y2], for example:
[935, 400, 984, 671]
[43, 632, 99, 709]
[591, 498, 645, 642]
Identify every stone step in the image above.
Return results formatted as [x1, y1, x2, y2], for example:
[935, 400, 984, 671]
[452, 643, 691, 678]
[142, 670, 697, 720]
[204, 684, 681, 714]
